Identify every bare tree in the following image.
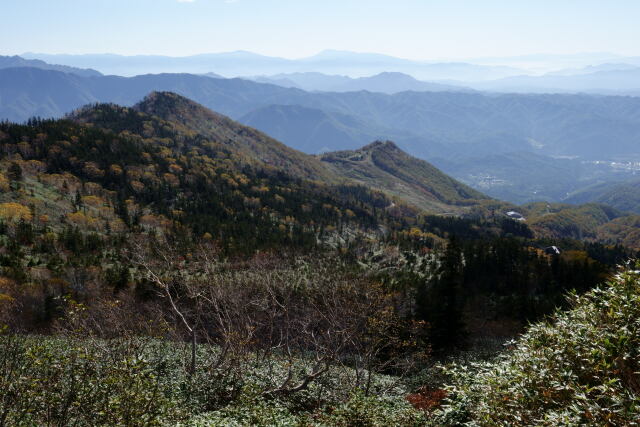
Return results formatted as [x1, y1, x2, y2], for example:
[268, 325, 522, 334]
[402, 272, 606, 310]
[128, 236, 426, 397]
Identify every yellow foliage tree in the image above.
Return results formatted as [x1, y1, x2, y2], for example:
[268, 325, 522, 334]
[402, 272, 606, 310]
[0, 203, 32, 222]
[109, 164, 123, 176]
[0, 174, 9, 192]
[66, 211, 97, 228]
[83, 162, 105, 179]
[81, 195, 104, 208]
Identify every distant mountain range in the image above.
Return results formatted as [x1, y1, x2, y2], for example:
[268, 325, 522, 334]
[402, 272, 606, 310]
[467, 67, 640, 94]
[18, 50, 640, 95]
[238, 68, 640, 96]
[246, 72, 470, 94]
[21, 50, 525, 81]
[3, 66, 640, 161]
[546, 62, 640, 76]
[0, 55, 101, 77]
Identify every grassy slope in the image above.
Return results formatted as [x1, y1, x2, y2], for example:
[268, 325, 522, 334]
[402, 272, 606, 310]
[321, 141, 490, 214]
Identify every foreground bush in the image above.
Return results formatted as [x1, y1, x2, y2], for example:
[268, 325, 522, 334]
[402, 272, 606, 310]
[3, 259, 639, 425]
[186, 392, 428, 426]
[0, 335, 426, 426]
[0, 336, 180, 426]
[437, 263, 640, 426]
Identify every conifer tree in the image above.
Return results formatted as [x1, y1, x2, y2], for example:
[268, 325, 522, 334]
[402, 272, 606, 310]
[416, 236, 467, 352]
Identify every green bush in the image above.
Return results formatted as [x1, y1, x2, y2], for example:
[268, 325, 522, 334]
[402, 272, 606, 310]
[185, 392, 427, 427]
[0, 337, 181, 426]
[314, 392, 429, 427]
[0, 336, 425, 426]
[437, 263, 640, 426]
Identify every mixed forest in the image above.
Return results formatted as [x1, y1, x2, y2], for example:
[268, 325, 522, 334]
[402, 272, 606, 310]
[0, 92, 638, 425]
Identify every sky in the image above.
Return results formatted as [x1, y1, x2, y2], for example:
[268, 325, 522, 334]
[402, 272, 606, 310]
[2, 0, 640, 60]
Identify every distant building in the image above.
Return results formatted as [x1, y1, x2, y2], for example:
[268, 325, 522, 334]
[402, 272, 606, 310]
[506, 211, 526, 221]
[544, 246, 561, 256]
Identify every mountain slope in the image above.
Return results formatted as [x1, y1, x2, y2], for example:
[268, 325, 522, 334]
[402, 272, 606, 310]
[523, 203, 624, 240]
[321, 141, 489, 213]
[131, 92, 335, 182]
[239, 104, 417, 154]
[1, 98, 407, 255]
[72, 92, 489, 214]
[565, 178, 640, 214]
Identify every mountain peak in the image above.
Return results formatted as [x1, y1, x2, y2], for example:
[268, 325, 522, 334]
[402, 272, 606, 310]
[370, 71, 416, 80]
[321, 140, 488, 213]
[360, 140, 401, 152]
[136, 91, 205, 112]
[134, 91, 227, 128]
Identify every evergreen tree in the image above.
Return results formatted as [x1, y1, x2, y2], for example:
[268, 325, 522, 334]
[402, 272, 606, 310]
[7, 162, 23, 190]
[7, 162, 22, 182]
[416, 236, 467, 352]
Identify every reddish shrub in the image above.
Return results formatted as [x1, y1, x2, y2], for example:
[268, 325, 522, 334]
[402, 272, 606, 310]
[406, 386, 448, 411]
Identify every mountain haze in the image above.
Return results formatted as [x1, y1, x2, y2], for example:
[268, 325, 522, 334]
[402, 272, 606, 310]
[470, 67, 640, 94]
[239, 104, 425, 154]
[22, 50, 526, 80]
[0, 55, 102, 77]
[250, 72, 469, 94]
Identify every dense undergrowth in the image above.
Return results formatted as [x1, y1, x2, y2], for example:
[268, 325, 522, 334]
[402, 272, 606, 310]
[0, 334, 427, 426]
[436, 262, 640, 426]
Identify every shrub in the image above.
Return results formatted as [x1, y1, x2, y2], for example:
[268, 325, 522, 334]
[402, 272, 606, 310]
[437, 263, 640, 425]
[0, 336, 181, 426]
[185, 392, 428, 427]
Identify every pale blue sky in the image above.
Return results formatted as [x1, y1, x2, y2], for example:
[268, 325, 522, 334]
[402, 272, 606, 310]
[2, 0, 639, 59]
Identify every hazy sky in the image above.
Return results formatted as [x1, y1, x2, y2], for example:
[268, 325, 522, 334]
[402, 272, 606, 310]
[3, 0, 639, 59]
